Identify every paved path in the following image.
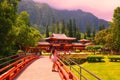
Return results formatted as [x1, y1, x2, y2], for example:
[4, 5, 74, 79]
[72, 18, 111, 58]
[15, 56, 61, 80]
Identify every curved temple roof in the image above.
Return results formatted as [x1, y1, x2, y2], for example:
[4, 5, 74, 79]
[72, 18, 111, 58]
[45, 33, 76, 41]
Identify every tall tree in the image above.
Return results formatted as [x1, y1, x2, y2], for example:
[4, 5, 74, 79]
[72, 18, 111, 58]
[0, 0, 20, 55]
[73, 19, 77, 37]
[92, 25, 96, 39]
[99, 24, 105, 31]
[68, 19, 73, 37]
[86, 24, 91, 37]
[95, 29, 107, 45]
[84, 34, 86, 39]
[50, 17, 56, 33]
[56, 22, 60, 33]
[76, 31, 81, 40]
[110, 7, 120, 52]
[15, 11, 42, 50]
[61, 20, 65, 34]
[46, 25, 49, 37]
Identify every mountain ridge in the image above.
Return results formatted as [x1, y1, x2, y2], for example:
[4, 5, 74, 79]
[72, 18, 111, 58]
[18, 0, 109, 32]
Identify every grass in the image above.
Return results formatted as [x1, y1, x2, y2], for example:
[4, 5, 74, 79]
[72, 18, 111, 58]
[72, 56, 120, 80]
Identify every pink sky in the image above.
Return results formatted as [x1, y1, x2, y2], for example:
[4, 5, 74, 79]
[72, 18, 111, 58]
[33, 0, 120, 21]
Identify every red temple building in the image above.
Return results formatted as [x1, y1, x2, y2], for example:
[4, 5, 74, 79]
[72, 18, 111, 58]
[37, 33, 93, 52]
[38, 33, 76, 51]
[72, 39, 94, 51]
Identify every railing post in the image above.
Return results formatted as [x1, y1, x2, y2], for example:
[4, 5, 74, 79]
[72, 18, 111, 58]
[70, 60, 72, 70]
[80, 66, 82, 80]
[6, 75, 10, 80]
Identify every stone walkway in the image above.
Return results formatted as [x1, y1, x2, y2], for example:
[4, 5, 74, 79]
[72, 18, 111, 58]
[15, 56, 61, 80]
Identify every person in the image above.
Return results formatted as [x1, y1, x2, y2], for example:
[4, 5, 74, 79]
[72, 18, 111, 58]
[49, 48, 58, 72]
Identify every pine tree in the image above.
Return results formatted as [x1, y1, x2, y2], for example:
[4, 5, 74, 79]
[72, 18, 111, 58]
[84, 34, 86, 39]
[46, 25, 49, 37]
[86, 24, 91, 37]
[92, 25, 96, 39]
[68, 19, 73, 37]
[73, 19, 77, 37]
[56, 22, 60, 33]
[61, 20, 65, 34]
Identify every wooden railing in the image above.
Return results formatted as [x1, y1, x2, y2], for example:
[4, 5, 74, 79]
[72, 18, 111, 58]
[58, 56, 102, 80]
[57, 56, 79, 80]
[0, 54, 39, 80]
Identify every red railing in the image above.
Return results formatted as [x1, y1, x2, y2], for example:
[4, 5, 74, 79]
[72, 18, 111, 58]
[58, 56, 101, 80]
[56, 57, 79, 80]
[0, 55, 39, 80]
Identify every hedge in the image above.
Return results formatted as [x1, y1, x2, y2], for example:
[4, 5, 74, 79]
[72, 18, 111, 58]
[87, 55, 104, 62]
[108, 56, 120, 62]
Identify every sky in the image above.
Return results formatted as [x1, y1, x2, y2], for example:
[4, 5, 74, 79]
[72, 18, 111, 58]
[33, 0, 120, 21]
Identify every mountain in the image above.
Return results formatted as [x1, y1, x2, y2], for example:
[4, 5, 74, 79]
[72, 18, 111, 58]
[18, 0, 109, 32]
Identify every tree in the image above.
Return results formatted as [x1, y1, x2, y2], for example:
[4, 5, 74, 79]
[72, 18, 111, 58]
[0, 0, 21, 55]
[61, 20, 65, 34]
[99, 24, 105, 31]
[86, 24, 91, 37]
[110, 7, 120, 53]
[94, 7, 120, 54]
[86, 45, 103, 55]
[92, 25, 96, 39]
[46, 25, 49, 37]
[76, 31, 81, 40]
[68, 19, 73, 37]
[73, 19, 77, 37]
[56, 22, 60, 33]
[15, 11, 42, 50]
[50, 17, 56, 33]
[95, 29, 107, 45]
[84, 34, 87, 39]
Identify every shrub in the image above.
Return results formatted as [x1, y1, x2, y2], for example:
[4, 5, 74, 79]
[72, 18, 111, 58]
[75, 49, 80, 53]
[87, 55, 104, 62]
[61, 58, 86, 65]
[108, 56, 120, 62]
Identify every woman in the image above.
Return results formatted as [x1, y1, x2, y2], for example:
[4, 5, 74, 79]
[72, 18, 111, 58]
[50, 48, 58, 72]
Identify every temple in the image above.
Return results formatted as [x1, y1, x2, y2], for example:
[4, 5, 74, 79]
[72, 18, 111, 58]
[38, 33, 76, 51]
[72, 39, 94, 51]
[37, 33, 93, 52]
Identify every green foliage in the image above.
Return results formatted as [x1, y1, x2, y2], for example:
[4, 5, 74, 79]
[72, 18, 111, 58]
[99, 24, 105, 31]
[92, 25, 96, 39]
[108, 56, 120, 62]
[111, 7, 120, 51]
[0, 1, 42, 56]
[56, 22, 60, 33]
[0, 0, 21, 56]
[95, 29, 108, 45]
[14, 11, 42, 50]
[68, 19, 73, 37]
[86, 45, 103, 51]
[61, 20, 65, 34]
[76, 31, 81, 40]
[18, 0, 109, 33]
[87, 55, 104, 62]
[75, 49, 80, 53]
[85, 45, 103, 55]
[95, 7, 120, 54]
[46, 25, 49, 37]
[86, 24, 91, 37]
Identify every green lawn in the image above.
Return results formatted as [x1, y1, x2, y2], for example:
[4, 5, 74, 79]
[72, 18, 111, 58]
[72, 56, 120, 80]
